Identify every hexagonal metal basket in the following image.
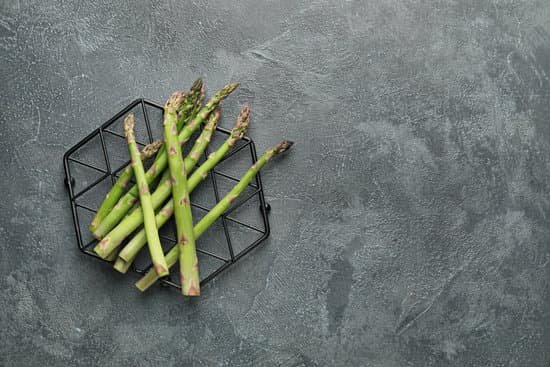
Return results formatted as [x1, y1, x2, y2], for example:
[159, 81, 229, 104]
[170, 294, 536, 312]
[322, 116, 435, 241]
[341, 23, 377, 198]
[63, 98, 271, 290]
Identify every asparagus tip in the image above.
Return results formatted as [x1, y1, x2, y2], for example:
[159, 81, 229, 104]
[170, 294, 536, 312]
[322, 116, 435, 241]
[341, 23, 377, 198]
[273, 140, 294, 154]
[223, 82, 240, 95]
[238, 104, 250, 125]
[165, 90, 186, 111]
[123, 114, 135, 135]
[210, 82, 239, 104]
[141, 139, 163, 159]
[190, 78, 203, 92]
[229, 104, 250, 143]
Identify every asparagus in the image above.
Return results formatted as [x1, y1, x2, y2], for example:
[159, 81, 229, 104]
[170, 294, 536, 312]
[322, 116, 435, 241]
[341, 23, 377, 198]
[164, 91, 201, 296]
[135, 140, 294, 291]
[92, 82, 239, 239]
[99, 114, 169, 276]
[88, 140, 163, 233]
[94, 105, 226, 259]
[101, 105, 248, 261]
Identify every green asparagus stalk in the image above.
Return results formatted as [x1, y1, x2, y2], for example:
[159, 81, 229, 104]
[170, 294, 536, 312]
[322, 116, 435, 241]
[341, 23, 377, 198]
[88, 140, 163, 233]
[103, 114, 168, 276]
[164, 91, 201, 296]
[94, 105, 225, 259]
[135, 140, 294, 291]
[92, 82, 239, 239]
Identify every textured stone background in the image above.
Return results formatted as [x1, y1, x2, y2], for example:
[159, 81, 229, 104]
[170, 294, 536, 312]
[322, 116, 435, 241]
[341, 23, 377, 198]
[1, 0, 550, 366]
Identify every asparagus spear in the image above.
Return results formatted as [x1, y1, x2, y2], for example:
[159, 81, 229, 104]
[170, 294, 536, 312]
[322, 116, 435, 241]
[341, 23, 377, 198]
[93, 105, 226, 259]
[92, 82, 239, 239]
[164, 91, 201, 296]
[97, 105, 247, 260]
[106, 114, 168, 276]
[135, 140, 294, 291]
[88, 140, 163, 233]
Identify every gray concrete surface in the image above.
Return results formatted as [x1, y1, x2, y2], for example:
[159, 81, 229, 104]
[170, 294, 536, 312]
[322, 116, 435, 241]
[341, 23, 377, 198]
[1, 0, 550, 366]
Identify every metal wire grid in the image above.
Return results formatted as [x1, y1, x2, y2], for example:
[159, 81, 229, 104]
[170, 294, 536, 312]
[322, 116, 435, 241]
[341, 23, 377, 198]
[63, 98, 271, 289]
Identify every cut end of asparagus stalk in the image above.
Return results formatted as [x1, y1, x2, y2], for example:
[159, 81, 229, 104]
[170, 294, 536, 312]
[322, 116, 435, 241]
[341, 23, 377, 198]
[183, 281, 200, 296]
[135, 270, 157, 292]
[113, 257, 131, 274]
[165, 91, 186, 113]
[123, 114, 135, 136]
[140, 139, 163, 159]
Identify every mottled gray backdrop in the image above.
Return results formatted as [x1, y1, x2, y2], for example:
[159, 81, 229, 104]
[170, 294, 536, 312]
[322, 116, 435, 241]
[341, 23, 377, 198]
[1, 0, 549, 366]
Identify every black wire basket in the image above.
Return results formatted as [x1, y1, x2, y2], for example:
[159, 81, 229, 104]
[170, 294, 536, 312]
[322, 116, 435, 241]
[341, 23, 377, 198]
[63, 98, 271, 290]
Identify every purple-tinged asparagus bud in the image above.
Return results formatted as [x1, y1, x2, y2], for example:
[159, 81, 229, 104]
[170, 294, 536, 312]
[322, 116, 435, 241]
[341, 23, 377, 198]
[273, 140, 294, 154]
[190, 78, 203, 93]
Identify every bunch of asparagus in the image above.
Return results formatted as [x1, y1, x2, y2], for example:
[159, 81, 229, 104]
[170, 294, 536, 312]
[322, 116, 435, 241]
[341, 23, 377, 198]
[90, 79, 293, 296]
